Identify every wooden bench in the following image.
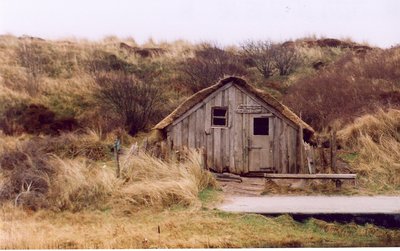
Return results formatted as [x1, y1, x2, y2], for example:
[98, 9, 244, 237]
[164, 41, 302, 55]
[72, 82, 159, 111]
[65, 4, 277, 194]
[263, 173, 357, 188]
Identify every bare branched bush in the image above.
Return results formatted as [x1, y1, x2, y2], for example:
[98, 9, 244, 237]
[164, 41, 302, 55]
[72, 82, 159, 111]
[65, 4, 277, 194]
[94, 71, 163, 135]
[274, 44, 301, 76]
[16, 42, 46, 95]
[241, 40, 276, 79]
[180, 43, 247, 92]
[87, 50, 135, 74]
[284, 48, 400, 130]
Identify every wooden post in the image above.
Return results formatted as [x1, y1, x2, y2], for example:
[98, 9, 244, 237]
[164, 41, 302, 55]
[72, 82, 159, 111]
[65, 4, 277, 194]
[310, 146, 316, 174]
[317, 137, 328, 172]
[330, 131, 337, 173]
[298, 126, 305, 174]
[200, 147, 207, 170]
[143, 137, 149, 152]
[114, 137, 121, 178]
[304, 142, 314, 174]
[158, 225, 161, 247]
[161, 141, 168, 159]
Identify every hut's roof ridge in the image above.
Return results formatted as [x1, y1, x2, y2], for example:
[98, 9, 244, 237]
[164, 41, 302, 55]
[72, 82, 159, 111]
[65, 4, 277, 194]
[153, 76, 314, 135]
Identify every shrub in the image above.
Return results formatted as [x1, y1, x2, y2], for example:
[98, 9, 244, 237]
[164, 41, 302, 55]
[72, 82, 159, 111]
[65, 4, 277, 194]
[0, 143, 55, 210]
[0, 136, 115, 211]
[0, 104, 79, 136]
[15, 41, 46, 95]
[180, 43, 247, 92]
[274, 44, 301, 76]
[0, 140, 216, 211]
[87, 50, 135, 74]
[241, 40, 276, 79]
[37, 133, 113, 161]
[94, 71, 163, 135]
[283, 48, 400, 130]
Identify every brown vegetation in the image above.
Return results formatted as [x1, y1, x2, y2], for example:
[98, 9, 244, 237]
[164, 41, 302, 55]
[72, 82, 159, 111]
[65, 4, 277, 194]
[337, 109, 400, 193]
[0, 138, 216, 211]
[180, 43, 247, 92]
[94, 71, 163, 135]
[1, 35, 400, 248]
[241, 40, 277, 78]
[241, 40, 302, 78]
[1, 208, 399, 248]
[284, 47, 400, 130]
[0, 104, 79, 135]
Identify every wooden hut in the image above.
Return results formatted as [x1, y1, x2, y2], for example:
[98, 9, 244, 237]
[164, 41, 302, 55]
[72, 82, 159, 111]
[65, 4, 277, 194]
[153, 76, 315, 175]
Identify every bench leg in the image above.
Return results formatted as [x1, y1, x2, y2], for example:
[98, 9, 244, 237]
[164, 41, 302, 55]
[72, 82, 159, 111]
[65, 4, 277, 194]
[333, 179, 342, 189]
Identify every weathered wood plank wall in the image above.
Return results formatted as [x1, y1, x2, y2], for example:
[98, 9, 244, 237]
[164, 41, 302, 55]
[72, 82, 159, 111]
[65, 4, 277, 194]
[166, 84, 299, 174]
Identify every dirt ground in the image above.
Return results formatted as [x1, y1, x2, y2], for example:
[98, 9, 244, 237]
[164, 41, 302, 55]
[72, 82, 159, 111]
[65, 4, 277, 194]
[218, 176, 328, 196]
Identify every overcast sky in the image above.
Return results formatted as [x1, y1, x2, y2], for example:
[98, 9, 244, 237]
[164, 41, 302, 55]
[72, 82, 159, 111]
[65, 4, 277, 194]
[0, 0, 399, 47]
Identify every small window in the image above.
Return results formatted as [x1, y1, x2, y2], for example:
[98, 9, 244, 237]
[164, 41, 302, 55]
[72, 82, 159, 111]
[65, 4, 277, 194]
[212, 107, 228, 127]
[253, 117, 269, 135]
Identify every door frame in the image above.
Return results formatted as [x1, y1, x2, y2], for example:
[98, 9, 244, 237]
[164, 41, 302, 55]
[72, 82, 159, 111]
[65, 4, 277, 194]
[247, 113, 274, 172]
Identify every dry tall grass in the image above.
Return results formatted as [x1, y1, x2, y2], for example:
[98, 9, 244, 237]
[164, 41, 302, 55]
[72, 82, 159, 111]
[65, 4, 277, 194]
[116, 150, 217, 209]
[1, 205, 399, 248]
[0, 136, 216, 211]
[337, 109, 400, 193]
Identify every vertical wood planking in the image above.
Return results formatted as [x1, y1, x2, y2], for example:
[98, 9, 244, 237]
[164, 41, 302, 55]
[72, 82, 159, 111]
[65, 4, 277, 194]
[188, 112, 196, 149]
[175, 122, 182, 149]
[289, 127, 297, 173]
[213, 92, 222, 172]
[287, 127, 293, 173]
[284, 124, 290, 173]
[205, 98, 214, 169]
[273, 117, 281, 173]
[165, 82, 305, 176]
[278, 120, 284, 173]
[234, 87, 244, 173]
[170, 126, 177, 150]
[182, 117, 189, 149]
[220, 90, 226, 169]
[222, 89, 230, 169]
[196, 105, 205, 149]
[242, 94, 250, 173]
[228, 86, 236, 173]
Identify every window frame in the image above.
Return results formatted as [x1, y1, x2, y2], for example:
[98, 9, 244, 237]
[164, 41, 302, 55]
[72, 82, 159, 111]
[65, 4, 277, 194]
[253, 116, 270, 135]
[211, 106, 228, 128]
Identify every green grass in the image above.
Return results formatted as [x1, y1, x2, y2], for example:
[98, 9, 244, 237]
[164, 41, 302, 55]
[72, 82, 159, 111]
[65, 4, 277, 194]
[2, 203, 400, 248]
[198, 187, 219, 203]
[339, 152, 359, 163]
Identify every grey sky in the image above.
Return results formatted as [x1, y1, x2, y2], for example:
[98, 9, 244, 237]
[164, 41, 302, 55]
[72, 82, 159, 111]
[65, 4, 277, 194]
[0, 0, 399, 47]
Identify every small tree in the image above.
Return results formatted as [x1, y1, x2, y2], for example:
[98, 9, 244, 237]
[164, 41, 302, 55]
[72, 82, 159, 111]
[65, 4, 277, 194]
[273, 45, 301, 76]
[94, 71, 162, 135]
[16, 42, 47, 95]
[241, 40, 276, 79]
[180, 43, 247, 92]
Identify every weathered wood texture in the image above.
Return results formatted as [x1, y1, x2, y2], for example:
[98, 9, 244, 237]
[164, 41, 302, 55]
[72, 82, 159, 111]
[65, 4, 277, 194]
[165, 84, 300, 174]
[263, 173, 356, 179]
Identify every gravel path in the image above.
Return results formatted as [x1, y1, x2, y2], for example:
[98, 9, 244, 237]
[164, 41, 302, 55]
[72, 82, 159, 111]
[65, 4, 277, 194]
[218, 195, 400, 214]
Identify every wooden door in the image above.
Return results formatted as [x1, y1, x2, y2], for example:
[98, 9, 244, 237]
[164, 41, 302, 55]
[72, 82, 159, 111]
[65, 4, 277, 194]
[248, 114, 274, 172]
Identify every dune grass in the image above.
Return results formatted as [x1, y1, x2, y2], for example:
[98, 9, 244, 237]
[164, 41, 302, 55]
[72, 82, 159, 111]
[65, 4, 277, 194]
[1, 204, 399, 248]
[1, 35, 400, 248]
[261, 109, 400, 196]
[0, 138, 217, 211]
[337, 109, 400, 194]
